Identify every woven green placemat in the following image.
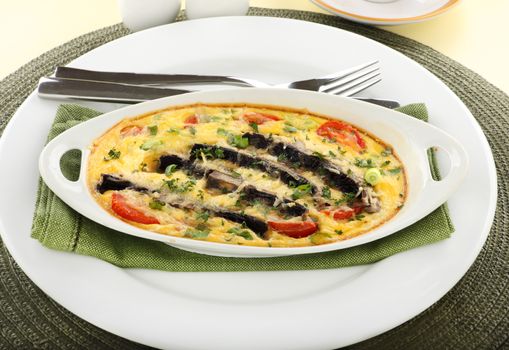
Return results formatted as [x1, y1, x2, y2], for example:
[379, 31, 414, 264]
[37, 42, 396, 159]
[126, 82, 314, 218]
[0, 7, 508, 349]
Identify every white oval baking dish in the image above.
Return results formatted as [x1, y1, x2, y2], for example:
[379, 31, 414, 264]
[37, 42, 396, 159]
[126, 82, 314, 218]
[39, 88, 468, 257]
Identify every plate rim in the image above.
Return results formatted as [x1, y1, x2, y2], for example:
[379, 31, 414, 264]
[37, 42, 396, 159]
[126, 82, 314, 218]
[0, 16, 497, 349]
[311, 0, 462, 25]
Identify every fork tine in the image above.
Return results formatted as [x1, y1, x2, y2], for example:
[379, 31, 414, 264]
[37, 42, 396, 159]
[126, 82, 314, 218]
[319, 65, 380, 93]
[335, 75, 382, 97]
[319, 60, 379, 83]
[322, 70, 381, 95]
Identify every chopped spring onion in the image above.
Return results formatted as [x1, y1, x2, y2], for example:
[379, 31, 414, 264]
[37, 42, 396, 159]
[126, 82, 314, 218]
[140, 139, 162, 150]
[165, 164, 178, 177]
[364, 168, 382, 185]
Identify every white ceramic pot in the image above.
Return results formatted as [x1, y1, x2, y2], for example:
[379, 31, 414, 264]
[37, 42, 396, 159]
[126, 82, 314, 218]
[185, 0, 249, 20]
[118, 0, 181, 32]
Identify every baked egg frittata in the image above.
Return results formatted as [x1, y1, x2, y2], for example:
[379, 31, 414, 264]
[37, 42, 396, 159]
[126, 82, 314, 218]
[88, 104, 406, 247]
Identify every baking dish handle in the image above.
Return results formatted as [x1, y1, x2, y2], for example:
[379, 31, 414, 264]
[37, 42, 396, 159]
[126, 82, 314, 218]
[38, 129, 88, 196]
[418, 127, 469, 205]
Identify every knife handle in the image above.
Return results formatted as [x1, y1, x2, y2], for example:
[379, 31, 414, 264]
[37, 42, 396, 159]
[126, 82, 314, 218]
[38, 77, 190, 104]
[55, 67, 253, 87]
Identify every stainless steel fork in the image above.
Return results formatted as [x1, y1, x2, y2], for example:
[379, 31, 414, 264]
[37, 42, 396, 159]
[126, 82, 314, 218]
[38, 61, 394, 106]
[52, 61, 381, 96]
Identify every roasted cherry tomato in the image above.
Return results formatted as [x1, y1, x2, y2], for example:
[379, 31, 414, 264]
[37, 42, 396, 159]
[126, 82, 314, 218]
[321, 206, 363, 220]
[111, 193, 160, 225]
[242, 112, 281, 125]
[267, 220, 318, 238]
[120, 125, 143, 137]
[184, 115, 199, 124]
[316, 120, 366, 150]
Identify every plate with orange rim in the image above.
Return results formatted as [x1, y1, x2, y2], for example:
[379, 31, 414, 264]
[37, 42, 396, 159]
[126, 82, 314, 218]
[311, 0, 462, 25]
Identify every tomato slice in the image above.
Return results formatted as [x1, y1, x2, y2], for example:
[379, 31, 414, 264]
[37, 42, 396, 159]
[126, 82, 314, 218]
[184, 115, 199, 124]
[321, 206, 363, 220]
[111, 193, 160, 225]
[120, 125, 143, 137]
[267, 220, 318, 238]
[242, 112, 281, 125]
[316, 120, 366, 150]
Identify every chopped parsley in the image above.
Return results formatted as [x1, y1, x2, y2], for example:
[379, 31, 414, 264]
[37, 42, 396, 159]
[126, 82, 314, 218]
[381, 160, 391, 167]
[149, 199, 165, 210]
[312, 151, 325, 160]
[230, 170, 242, 178]
[283, 125, 298, 133]
[388, 167, 401, 175]
[218, 129, 249, 149]
[195, 211, 210, 222]
[333, 192, 356, 206]
[184, 228, 209, 239]
[227, 226, 253, 240]
[148, 125, 158, 136]
[214, 148, 225, 158]
[354, 158, 374, 168]
[227, 134, 249, 149]
[249, 122, 259, 132]
[188, 126, 196, 135]
[328, 150, 337, 158]
[193, 146, 224, 160]
[163, 178, 196, 193]
[103, 148, 120, 161]
[216, 128, 229, 137]
[277, 153, 288, 162]
[179, 179, 196, 193]
[291, 183, 313, 200]
[335, 230, 343, 235]
[381, 147, 392, 156]
[166, 128, 179, 134]
[322, 186, 332, 199]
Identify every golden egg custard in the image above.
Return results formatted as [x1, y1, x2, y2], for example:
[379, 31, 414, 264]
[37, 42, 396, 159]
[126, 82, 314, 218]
[88, 104, 406, 247]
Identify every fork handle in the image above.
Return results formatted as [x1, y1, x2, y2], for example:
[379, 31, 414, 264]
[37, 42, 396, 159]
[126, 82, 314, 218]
[55, 67, 254, 87]
[355, 98, 400, 109]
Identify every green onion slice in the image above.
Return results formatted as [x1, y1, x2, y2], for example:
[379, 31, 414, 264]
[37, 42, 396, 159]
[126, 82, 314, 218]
[364, 168, 382, 185]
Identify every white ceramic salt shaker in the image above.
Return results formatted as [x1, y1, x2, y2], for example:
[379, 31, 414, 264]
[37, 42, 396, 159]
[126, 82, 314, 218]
[185, 0, 249, 20]
[118, 0, 182, 32]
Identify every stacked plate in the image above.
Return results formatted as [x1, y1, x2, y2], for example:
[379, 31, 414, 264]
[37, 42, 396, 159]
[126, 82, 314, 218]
[311, 0, 461, 25]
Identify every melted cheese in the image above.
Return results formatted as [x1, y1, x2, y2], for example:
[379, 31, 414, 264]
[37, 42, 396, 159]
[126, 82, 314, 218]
[88, 103, 406, 248]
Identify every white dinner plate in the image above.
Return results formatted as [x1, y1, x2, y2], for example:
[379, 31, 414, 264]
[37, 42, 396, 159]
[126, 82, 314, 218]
[0, 17, 496, 349]
[311, 0, 461, 25]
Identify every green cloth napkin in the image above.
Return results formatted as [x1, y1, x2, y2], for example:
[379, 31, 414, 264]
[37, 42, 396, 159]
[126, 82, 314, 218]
[32, 103, 454, 272]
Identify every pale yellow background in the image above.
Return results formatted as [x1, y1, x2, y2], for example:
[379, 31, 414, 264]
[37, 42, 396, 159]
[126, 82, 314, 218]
[1, 0, 508, 93]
